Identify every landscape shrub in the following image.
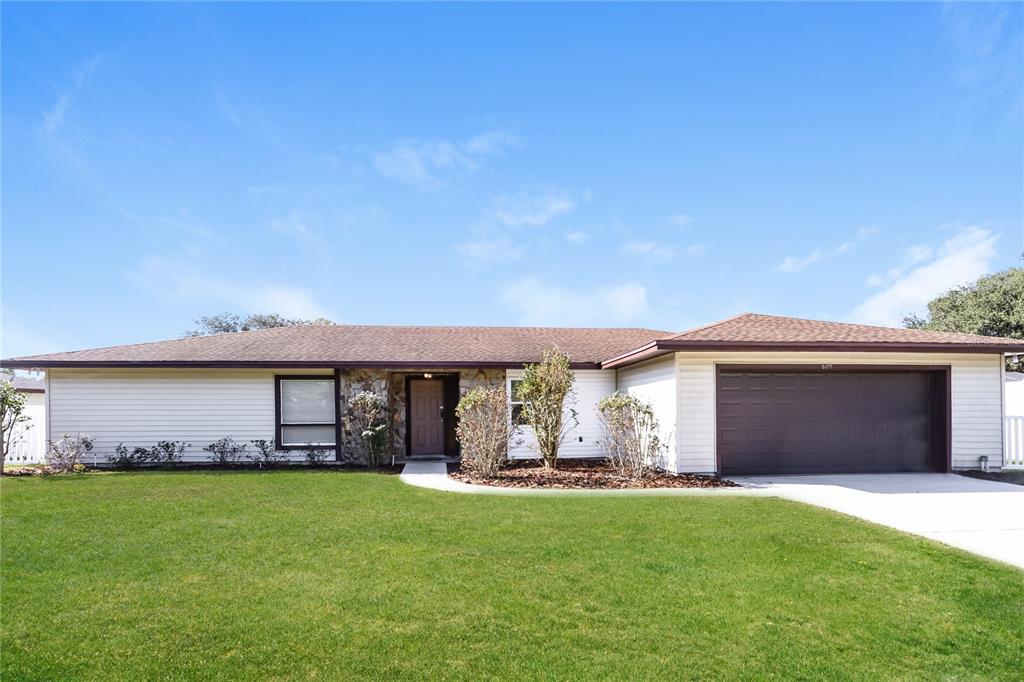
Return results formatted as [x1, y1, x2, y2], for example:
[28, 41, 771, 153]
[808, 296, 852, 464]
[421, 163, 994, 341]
[516, 347, 578, 469]
[597, 393, 665, 479]
[106, 441, 189, 468]
[204, 437, 247, 466]
[46, 433, 94, 473]
[107, 443, 151, 469]
[249, 439, 286, 468]
[345, 391, 388, 468]
[456, 385, 516, 478]
[304, 443, 330, 465]
[150, 440, 189, 464]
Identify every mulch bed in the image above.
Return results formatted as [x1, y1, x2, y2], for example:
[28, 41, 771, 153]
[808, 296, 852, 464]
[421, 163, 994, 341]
[449, 459, 737, 489]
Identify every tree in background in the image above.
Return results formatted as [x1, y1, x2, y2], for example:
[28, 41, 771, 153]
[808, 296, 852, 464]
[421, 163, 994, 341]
[904, 267, 1024, 371]
[516, 347, 578, 469]
[1, 382, 31, 475]
[185, 313, 334, 337]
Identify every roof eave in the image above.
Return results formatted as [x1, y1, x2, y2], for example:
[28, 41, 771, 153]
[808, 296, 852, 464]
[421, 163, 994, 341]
[654, 340, 1024, 354]
[0, 359, 605, 370]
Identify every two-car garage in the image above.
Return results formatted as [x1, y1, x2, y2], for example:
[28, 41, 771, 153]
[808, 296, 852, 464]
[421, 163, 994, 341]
[716, 367, 950, 475]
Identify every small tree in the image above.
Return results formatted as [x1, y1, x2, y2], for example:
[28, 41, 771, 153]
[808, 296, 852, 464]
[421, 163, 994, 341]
[597, 393, 666, 480]
[516, 347, 578, 469]
[204, 437, 247, 466]
[345, 391, 389, 468]
[0, 382, 31, 475]
[456, 385, 517, 478]
[47, 433, 94, 473]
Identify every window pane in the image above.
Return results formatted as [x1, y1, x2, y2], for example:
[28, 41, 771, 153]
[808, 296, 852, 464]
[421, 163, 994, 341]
[281, 380, 334, 424]
[281, 425, 335, 446]
[511, 403, 527, 426]
[510, 379, 523, 402]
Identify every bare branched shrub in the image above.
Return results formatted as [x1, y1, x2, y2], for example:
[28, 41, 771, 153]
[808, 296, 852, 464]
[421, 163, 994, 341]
[249, 439, 286, 468]
[345, 391, 388, 468]
[456, 385, 517, 478]
[517, 347, 578, 469]
[597, 393, 665, 479]
[107, 443, 151, 469]
[204, 437, 247, 466]
[304, 443, 330, 465]
[47, 433, 94, 473]
[151, 441, 189, 464]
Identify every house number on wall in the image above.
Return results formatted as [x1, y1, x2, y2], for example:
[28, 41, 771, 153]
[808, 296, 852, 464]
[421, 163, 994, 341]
[821, 363, 833, 370]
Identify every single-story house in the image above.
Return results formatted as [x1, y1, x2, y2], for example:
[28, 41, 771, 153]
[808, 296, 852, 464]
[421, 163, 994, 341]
[3, 313, 1023, 475]
[2, 375, 47, 464]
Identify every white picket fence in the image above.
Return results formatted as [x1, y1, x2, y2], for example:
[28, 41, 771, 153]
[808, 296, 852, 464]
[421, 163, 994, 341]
[1006, 416, 1024, 469]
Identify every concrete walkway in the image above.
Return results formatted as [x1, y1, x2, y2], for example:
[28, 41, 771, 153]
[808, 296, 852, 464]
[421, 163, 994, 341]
[733, 473, 1024, 569]
[401, 463, 1024, 569]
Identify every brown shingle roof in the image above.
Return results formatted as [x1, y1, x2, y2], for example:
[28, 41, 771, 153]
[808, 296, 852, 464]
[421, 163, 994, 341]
[602, 313, 1024, 367]
[0, 325, 671, 368]
[664, 313, 1024, 346]
[3, 314, 1021, 370]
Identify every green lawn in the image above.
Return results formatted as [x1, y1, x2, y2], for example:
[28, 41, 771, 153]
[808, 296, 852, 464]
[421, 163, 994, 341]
[2, 472, 1022, 680]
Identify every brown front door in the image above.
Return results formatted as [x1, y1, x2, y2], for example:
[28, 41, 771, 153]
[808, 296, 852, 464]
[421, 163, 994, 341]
[409, 379, 445, 455]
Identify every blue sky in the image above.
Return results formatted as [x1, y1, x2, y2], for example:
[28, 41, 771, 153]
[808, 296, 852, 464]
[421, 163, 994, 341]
[2, 2, 1022, 358]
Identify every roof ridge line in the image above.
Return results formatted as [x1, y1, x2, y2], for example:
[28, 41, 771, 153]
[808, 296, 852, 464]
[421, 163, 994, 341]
[664, 312, 754, 340]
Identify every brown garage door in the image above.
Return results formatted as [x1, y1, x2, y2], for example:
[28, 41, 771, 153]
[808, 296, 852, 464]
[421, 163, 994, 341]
[717, 369, 948, 475]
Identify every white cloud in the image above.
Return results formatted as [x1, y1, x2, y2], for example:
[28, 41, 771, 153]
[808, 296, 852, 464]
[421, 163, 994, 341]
[42, 54, 105, 135]
[779, 225, 878, 272]
[491, 189, 576, 227]
[373, 130, 522, 189]
[779, 249, 825, 273]
[269, 210, 312, 237]
[620, 241, 679, 259]
[462, 130, 523, 156]
[457, 187, 580, 265]
[132, 257, 334, 320]
[669, 214, 693, 229]
[457, 234, 524, 264]
[850, 226, 999, 326]
[500, 278, 654, 326]
[866, 243, 936, 287]
[565, 231, 590, 245]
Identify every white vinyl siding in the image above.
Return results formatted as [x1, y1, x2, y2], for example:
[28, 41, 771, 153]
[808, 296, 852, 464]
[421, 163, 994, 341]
[507, 369, 616, 460]
[615, 355, 677, 470]
[671, 351, 1005, 474]
[47, 368, 332, 464]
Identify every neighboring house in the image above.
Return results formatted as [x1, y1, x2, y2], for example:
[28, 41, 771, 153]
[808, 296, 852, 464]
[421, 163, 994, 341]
[1005, 372, 1024, 468]
[3, 375, 47, 464]
[1005, 372, 1024, 416]
[3, 313, 1023, 474]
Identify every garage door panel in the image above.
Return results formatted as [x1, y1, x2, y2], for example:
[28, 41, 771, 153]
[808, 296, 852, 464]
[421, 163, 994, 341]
[718, 370, 940, 475]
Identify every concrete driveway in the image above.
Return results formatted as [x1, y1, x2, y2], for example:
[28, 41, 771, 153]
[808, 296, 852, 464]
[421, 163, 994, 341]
[732, 473, 1024, 569]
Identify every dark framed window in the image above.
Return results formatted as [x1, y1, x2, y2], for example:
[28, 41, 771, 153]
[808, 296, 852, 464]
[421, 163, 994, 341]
[275, 375, 337, 449]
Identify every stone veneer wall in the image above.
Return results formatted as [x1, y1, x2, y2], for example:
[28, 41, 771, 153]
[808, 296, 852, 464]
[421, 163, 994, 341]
[336, 367, 505, 461]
